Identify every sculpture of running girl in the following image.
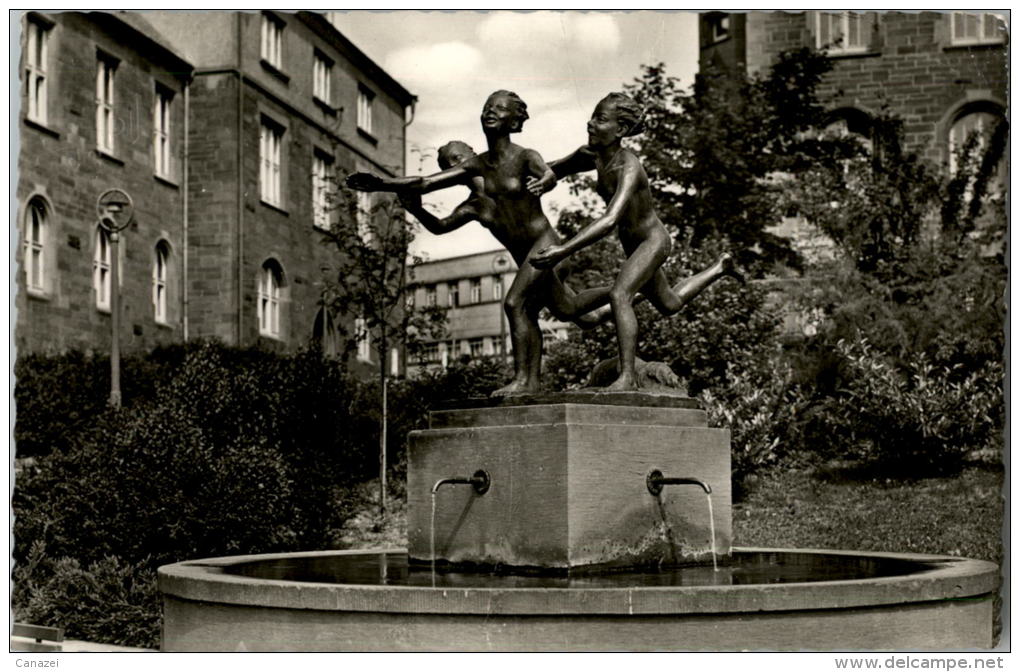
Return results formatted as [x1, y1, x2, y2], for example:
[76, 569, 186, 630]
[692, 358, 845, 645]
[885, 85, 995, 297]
[347, 91, 611, 396]
[531, 92, 743, 391]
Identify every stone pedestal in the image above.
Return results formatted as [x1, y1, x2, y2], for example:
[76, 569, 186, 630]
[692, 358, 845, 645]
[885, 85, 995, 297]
[407, 394, 731, 570]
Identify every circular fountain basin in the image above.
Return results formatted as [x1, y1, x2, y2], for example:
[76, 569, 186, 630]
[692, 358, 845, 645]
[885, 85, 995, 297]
[158, 547, 997, 651]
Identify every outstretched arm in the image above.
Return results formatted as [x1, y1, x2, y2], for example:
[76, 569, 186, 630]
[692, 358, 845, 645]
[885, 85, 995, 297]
[530, 157, 642, 269]
[399, 192, 477, 235]
[547, 146, 597, 179]
[347, 160, 477, 194]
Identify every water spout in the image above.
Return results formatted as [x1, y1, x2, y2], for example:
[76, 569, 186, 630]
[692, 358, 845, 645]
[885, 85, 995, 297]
[645, 469, 712, 496]
[646, 469, 717, 571]
[431, 470, 491, 584]
[431, 470, 491, 495]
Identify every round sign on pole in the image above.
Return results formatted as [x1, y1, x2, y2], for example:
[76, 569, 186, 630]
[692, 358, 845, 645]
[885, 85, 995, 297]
[96, 188, 134, 232]
[492, 253, 512, 273]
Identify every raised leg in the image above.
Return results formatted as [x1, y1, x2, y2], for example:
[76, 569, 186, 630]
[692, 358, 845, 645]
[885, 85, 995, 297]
[643, 252, 743, 317]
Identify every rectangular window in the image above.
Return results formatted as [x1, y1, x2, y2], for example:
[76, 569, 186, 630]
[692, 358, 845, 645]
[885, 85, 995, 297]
[356, 317, 371, 361]
[260, 119, 283, 206]
[815, 12, 867, 54]
[470, 278, 482, 304]
[153, 87, 173, 179]
[93, 228, 111, 310]
[469, 338, 485, 358]
[448, 282, 459, 307]
[261, 13, 283, 69]
[258, 266, 281, 337]
[357, 86, 374, 134]
[313, 52, 332, 105]
[426, 285, 437, 307]
[96, 55, 117, 153]
[25, 200, 46, 293]
[153, 245, 168, 324]
[423, 342, 439, 363]
[951, 12, 1003, 45]
[312, 153, 333, 229]
[492, 275, 503, 301]
[25, 18, 49, 124]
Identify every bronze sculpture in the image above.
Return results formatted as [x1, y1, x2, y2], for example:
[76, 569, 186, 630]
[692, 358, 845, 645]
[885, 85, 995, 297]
[347, 91, 612, 396]
[532, 92, 742, 391]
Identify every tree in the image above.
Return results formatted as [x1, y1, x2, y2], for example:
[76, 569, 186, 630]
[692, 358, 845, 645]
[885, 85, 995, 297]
[319, 178, 446, 513]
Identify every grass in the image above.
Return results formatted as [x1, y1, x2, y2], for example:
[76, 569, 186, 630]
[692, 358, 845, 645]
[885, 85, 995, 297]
[343, 464, 1005, 566]
[733, 465, 1005, 564]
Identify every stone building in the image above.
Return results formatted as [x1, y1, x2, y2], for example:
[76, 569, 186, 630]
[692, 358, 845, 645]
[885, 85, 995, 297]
[143, 11, 416, 355]
[15, 11, 416, 366]
[699, 11, 1008, 168]
[15, 12, 193, 355]
[405, 249, 571, 375]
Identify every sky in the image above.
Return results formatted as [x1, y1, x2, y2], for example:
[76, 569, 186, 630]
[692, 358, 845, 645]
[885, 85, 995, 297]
[330, 10, 700, 260]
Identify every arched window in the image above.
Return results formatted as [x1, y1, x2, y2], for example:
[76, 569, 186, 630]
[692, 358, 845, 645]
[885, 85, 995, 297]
[312, 306, 340, 357]
[947, 103, 1006, 199]
[258, 260, 284, 338]
[153, 241, 170, 324]
[24, 197, 47, 294]
[824, 108, 873, 153]
[93, 226, 112, 310]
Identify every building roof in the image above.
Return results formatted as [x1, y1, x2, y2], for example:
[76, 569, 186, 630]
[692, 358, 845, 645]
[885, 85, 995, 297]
[91, 11, 193, 75]
[298, 11, 416, 108]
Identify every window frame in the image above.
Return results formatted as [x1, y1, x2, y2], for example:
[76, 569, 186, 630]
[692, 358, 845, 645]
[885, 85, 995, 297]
[470, 277, 482, 304]
[815, 11, 869, 55]
[313, 50, 333, 107]
[950, 12, 1004, 46]
[153, 241, 170, 324]
[260, 12, 284, 70]
[492, 275, 503, 301]
[426, 285, 437, 307]
[24, 198, 48, 295]
[93, 226, 112, 311]
[312, 151, 333, 230]
[448, 282, 459, 308]
[258, 262, 283, 338]
[259, 117, 284, 207]
[357, 85, 374, 135]
[25, 17, 49, 125]
[355, 317, 371, 362]
[95, 53, 118, 154]
[153, 85, 173, 180]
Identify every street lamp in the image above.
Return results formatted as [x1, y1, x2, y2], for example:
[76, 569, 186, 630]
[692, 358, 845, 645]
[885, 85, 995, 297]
[96, 189, 134, 408]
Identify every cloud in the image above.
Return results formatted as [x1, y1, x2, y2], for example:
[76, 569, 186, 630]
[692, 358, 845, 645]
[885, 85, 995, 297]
[476, 11, 621, 57]
[572, 13, 621, 51]
[385, 41, 484, 85]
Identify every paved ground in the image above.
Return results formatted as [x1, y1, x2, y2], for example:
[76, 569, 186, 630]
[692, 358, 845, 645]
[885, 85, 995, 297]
[11, 638, 156, 653]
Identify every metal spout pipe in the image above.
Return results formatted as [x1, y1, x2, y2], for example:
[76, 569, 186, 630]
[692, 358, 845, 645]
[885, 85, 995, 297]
[432, 469, 491, 495]
[646, 469, 712, 496]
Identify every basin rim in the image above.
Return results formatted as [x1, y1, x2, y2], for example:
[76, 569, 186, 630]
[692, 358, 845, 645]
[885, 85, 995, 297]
[157, 547, 998, 616]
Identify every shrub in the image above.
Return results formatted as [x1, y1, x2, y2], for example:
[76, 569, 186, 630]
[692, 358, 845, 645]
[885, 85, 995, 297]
[700, 351, 803, 494]
[808, 339, 1003, 474]
[16, 551, 161, 649]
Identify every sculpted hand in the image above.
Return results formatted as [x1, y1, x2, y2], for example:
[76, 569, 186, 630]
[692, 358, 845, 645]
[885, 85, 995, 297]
[526, 174, 557, 196]
[346, 172, 385, 192]
[530, 245, 567, 269]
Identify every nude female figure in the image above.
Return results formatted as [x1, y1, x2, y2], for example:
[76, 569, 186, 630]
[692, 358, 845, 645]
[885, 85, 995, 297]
[532, 92, 742, 391]
[347, 91, 611, 396]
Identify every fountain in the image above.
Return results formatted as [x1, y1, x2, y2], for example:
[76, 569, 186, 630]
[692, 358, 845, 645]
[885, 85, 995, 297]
[157, 88, 997, 651]
[157, 392, 997, 651]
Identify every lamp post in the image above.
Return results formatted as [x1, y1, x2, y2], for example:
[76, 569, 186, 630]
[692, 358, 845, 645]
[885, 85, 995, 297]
[97, 189, 134, 408]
